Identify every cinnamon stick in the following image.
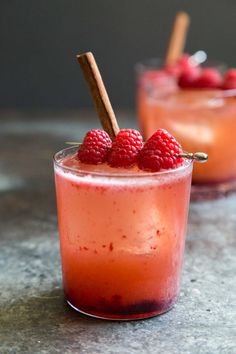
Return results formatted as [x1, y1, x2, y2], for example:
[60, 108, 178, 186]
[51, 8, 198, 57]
[165, 12, 190, 66]
[77, 52, 119, 140]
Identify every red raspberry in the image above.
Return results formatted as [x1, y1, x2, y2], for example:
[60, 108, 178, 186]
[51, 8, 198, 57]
[166, 55, 197, 78]
[165, 63, 182, 77]
[77, 129, 112, 164]
[222, 69, 236, 89]
[178, 66, 201, 88]
[224, 68, 236, 81]
[138, 129, 183, 172]
[108, 129, 143, 167]
[177, 54, 193, 69]
[194, 68, 222, 89]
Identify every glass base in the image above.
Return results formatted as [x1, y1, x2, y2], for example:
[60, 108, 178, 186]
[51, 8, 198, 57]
[66, 297, 177, 321]
[191, 179, 236, 201]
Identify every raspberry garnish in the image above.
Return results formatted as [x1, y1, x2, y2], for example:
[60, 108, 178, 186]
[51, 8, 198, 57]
[165, 64, 181, 77]
[177, 54, 197, 72]
[167, 54, 199, 79]
[138, 129, 183, 172]
[222, 69, 236, 90]
[108, 129, 143, 167]
[77, 129, 112, 164]
[178, 66, 201, 88]
[194, 68, 222, 89]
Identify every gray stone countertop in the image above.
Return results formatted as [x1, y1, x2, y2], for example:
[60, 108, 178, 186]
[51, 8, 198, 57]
[0, 111, 236, 354]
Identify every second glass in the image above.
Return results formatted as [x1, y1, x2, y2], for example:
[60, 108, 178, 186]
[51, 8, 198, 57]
[136, 59, 236, 199]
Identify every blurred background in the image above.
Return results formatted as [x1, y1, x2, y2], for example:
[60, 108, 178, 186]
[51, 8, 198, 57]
[0, 0, 235, 111]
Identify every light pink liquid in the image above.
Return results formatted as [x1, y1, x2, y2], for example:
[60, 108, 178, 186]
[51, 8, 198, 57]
[54, 149, 192, 319]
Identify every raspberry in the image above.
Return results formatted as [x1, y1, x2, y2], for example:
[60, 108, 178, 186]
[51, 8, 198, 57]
[222, 69, 236, 89]
[108, 129, 143, 167]
[77, 129, 112, 164]
[177, 54, 193, 70]
[224, 68, 236, 81]
[166, 55, 197, 78]
[138, 129, 183, 172]
[194, 68, 222, 89]
[165, 63, 182, 77]
[178, 66, 201, 88]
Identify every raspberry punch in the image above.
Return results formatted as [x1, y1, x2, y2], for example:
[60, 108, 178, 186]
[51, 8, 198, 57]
[54, 136, 193, 320]
[54, 52, 206, 320]
[136, 13, 236, 198]
[136, 57, 236, 199]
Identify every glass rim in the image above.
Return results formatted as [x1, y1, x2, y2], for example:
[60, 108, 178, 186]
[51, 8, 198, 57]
[135, 58, 164, 73]
[53, 146, 193, 179]
[135, 57, 236, 98]
[135, 57, 226, 72]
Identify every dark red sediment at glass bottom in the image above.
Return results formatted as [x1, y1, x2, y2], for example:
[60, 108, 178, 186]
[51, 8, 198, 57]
[65, 292, 178, 319]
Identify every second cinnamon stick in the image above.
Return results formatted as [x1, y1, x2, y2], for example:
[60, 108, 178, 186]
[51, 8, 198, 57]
[165, 12, 190, 66]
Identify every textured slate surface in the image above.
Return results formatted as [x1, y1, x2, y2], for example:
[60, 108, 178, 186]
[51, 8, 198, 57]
[0, 112, 236, 354]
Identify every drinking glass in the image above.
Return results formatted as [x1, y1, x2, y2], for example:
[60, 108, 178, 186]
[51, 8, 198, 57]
[136, 59, 236, 199]
[54, 146, 192, 320]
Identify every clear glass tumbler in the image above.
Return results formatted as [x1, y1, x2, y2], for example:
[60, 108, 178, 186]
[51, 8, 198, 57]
[54, 146, 192, 320]
[136, 59, 236, 200]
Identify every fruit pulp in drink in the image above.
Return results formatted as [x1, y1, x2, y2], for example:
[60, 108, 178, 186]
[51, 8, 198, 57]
[54, 151, 192, 320]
